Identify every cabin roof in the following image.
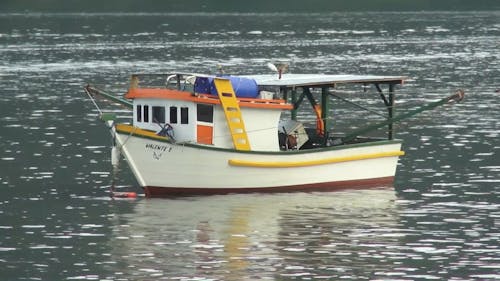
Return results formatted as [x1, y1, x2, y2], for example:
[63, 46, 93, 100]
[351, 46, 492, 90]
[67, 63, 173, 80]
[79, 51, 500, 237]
[125, 88, 292, 110]
[239, 74, 407, 87]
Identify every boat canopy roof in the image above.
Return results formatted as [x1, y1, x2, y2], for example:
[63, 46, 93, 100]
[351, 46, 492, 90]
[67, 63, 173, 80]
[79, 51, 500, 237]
[239, 74, 407, 88]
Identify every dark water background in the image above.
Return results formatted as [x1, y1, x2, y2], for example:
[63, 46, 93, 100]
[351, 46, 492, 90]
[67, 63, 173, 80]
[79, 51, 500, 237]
[0, 11, 499, 280]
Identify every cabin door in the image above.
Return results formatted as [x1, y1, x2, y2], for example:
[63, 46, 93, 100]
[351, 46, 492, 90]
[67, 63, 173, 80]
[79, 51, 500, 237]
[196, 104, 214, 145]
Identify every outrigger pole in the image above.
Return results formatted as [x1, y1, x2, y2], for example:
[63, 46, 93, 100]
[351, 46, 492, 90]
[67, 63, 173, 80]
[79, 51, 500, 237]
[84, 84, 133, 109]
[338, 89, 465, 144]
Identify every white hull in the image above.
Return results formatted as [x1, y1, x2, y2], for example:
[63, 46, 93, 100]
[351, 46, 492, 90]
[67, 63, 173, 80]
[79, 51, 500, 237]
[115, 130, 403, 196]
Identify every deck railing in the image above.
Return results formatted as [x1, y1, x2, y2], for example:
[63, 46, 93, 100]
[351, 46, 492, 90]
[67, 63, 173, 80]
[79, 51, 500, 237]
[129, 73, 192, 90]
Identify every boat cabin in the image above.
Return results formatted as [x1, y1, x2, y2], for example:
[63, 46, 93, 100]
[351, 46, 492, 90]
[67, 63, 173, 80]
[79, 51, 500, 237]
[124, 73, 407, 152]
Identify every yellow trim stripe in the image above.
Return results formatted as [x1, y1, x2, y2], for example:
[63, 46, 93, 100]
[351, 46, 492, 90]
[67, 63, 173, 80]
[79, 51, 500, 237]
[115, 123, 169, 141]
[228, 150, 405, 168]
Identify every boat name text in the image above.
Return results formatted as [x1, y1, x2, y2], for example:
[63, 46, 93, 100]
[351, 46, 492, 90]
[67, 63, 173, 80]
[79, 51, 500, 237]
[145, 143, 172, 160]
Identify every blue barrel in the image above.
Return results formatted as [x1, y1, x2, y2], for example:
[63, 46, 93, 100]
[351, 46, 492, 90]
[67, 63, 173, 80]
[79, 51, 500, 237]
[194, 76, 259, 98]
[194, 77, 212, 94]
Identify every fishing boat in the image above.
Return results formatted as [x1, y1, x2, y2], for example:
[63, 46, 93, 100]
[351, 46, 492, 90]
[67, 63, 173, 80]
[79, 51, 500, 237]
[84, 66, 463, 197]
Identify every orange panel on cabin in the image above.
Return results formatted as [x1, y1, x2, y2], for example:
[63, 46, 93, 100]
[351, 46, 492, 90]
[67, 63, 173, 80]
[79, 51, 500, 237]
[197, 125, 213, 145]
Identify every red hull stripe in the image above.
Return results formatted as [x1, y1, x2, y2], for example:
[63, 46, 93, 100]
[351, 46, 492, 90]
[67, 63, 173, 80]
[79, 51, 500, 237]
[142, 176, 394, 197]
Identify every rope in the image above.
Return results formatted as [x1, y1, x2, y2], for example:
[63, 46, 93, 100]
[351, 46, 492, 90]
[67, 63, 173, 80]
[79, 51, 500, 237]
[116, 126, 138, 149]
[84, 85, 103, 116]
[329, 92, 388, 118]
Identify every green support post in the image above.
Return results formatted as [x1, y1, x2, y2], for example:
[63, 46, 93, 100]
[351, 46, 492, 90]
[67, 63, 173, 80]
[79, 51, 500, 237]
[291, 88, 297, 121]
[388, 84, 395, 140]
[321, 87, 329, 140]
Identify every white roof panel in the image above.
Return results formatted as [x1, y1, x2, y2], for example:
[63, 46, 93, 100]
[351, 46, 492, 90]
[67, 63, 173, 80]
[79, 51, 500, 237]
[239, 74, 407, 87]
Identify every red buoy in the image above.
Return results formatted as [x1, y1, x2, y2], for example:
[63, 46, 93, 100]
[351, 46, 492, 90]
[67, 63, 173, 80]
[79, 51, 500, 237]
[112, 191, 138, 198]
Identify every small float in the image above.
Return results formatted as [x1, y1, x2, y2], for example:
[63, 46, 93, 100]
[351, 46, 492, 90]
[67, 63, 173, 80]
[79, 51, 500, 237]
[84, 65, 464, 197]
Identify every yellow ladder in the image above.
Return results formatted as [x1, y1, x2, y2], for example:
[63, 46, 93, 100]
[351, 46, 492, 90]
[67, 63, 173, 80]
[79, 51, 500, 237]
[213, 78, 251, 151]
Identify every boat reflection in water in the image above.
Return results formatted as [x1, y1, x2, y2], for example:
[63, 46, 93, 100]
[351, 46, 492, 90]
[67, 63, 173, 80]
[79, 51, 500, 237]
[106, 187, 403, 279]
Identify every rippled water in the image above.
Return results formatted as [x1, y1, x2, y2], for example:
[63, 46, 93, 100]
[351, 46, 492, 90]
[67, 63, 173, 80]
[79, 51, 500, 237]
[0, 11, 499, 280]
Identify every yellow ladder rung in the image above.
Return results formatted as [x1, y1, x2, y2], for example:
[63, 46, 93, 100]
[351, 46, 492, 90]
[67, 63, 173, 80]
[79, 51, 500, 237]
[213, 78, 251, 151]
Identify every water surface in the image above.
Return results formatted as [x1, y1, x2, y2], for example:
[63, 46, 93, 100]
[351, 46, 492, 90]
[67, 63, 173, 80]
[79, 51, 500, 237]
[0, 11, 499, 280]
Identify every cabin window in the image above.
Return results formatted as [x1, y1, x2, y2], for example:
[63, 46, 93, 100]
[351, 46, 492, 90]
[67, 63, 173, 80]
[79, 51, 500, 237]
[169, 106, 178, 124]
[136, 105, 142, 122]
[143, 105, 149, 123]
[152, 106, 165, 124]
[197, 104, 213, 123]
[181, 107, 189, 124]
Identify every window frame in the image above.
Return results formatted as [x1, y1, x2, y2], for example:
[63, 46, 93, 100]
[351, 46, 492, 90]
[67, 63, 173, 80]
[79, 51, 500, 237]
[136, 104, 142, 122]
[143, 105, 149, 123]
[181, 107, 189, 124]
[152, 106, 166, 124]
[197, 104, 214, 123]
[169, 106, 178, 124]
